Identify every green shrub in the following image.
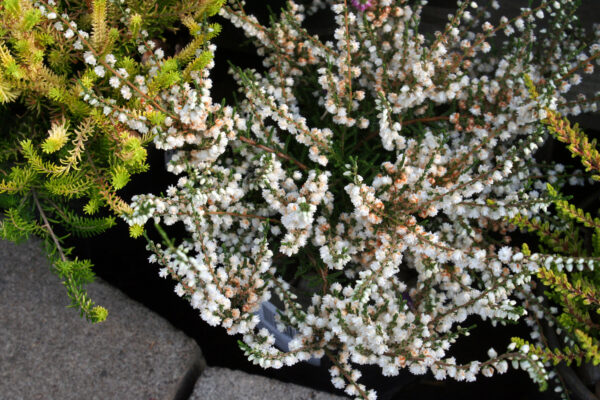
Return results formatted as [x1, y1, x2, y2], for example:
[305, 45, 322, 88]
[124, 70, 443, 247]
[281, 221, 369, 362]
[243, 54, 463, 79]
[0, 0, 224, 322]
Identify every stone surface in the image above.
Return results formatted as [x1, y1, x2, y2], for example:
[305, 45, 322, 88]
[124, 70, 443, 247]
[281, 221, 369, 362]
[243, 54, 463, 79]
[0, 239, 205, 400]
[190, 367, 347, 400]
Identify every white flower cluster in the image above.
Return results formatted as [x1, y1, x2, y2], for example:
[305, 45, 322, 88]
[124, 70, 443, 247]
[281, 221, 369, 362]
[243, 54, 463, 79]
[123, 1, 600, 398]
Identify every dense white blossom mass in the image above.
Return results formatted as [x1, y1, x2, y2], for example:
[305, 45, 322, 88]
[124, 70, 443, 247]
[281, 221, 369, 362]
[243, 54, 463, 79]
[52, 0, 597, 397]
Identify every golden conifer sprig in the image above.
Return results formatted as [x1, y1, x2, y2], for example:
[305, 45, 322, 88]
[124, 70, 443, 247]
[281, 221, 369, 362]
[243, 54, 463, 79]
[509, 75, 600, 396]
[543, 110, 600, 181]
[0, 0, 224, 321]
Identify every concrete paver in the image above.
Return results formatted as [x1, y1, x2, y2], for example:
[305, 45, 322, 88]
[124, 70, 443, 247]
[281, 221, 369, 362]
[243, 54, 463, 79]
[0, 239, 205, 400]
[190, 367, 347, 400]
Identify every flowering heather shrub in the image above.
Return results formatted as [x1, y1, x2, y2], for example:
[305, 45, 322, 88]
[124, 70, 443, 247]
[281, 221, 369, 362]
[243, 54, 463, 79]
[509, 103, 600, 398]
[122, 0, 600, 398]
[0, 0, 223, 321]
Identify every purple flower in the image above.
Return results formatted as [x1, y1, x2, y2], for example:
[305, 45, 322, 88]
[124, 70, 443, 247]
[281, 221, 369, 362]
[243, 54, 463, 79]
[351, 0, 374, 12]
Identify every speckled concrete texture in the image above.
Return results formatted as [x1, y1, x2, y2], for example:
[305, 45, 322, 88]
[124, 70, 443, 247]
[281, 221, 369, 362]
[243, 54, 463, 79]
[190, 367, 347, 400]
[0, 239, 205, 400]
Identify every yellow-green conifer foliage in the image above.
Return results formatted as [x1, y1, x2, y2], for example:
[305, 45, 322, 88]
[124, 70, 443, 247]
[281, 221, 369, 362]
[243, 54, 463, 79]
[511, 87, 600, 394]
[0, 0, 224, 322]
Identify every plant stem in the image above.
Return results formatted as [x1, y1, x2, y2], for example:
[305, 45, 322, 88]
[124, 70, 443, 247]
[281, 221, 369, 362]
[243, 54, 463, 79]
[32, 190, 66, 262]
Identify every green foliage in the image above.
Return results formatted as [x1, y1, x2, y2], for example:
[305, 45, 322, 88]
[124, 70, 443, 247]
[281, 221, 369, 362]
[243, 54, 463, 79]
[128, 223, 144, 238]
[51, 206, 116, 238]
[110, 165, 130, 190]
[544, 110, 600, 181]
[54, 258, 107, 323]
[547, 184, 600, 230]
[511, 100, 600, 392]
[0, 0, 223, 321]
[511, 337, 587, 369]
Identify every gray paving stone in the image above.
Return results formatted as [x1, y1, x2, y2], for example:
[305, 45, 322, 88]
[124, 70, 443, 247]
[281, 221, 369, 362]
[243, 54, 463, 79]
[190, 367, 347, 400]
[0, 239, 205, 400]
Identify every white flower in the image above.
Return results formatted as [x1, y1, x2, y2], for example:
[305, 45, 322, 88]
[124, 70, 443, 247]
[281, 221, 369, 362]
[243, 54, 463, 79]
[109, 76, 120, 88]
[120, 86, 132, 100]
[515, 18, 525, 31]
[83, 51, 96, 65]
[498, 246, 513, 263]
[105, 54, 117, 65]
[94, 65, 105, 77]
[117, 68, 129, 79]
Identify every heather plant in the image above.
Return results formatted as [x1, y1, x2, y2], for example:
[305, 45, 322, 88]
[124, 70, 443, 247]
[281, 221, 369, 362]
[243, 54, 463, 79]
[123, 0, 600, 397]
[509, 99, 600, 399]
[0, 0, 224, 321]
